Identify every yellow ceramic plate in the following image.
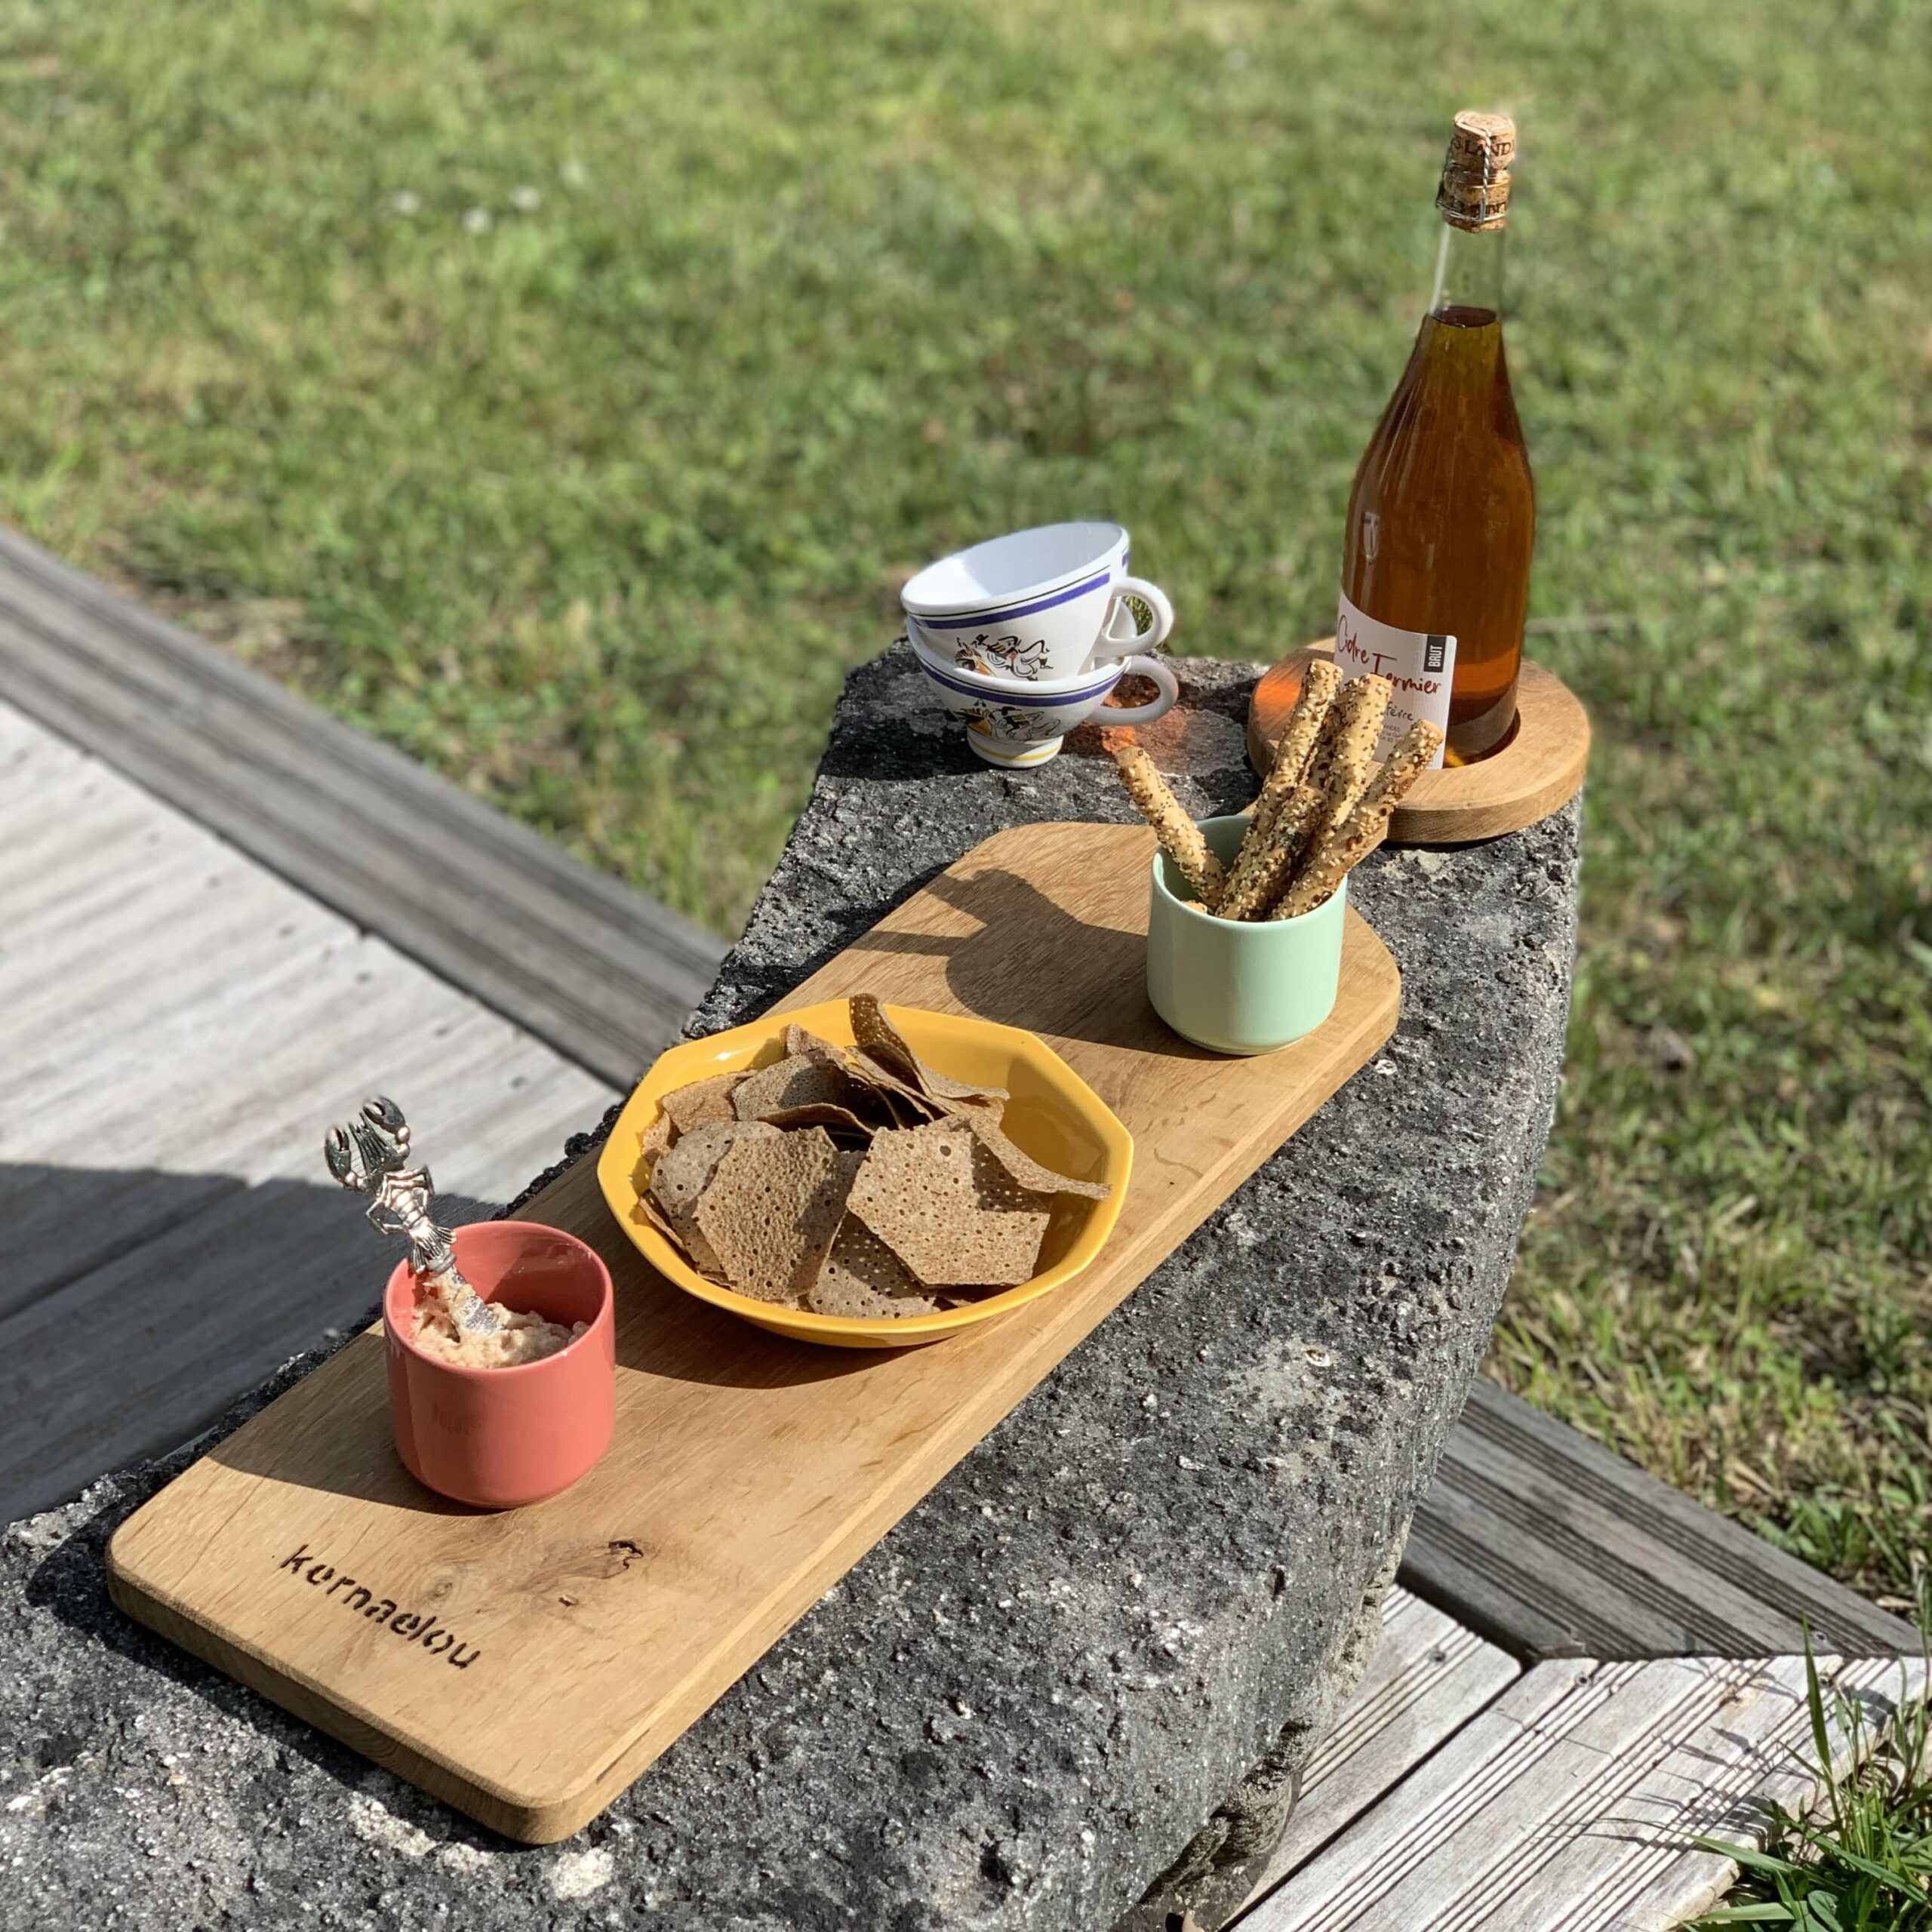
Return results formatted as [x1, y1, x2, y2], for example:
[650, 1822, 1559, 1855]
[595, 997, 1133, 1348]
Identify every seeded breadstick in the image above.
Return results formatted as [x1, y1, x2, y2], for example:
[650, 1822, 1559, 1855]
[1225, 657, 1336, 894]
[1115, 745, 1227, 909]
[1247, 658, 1340, 843]
[1214, 784, 1323, 921]
[1272, 718, 1443, 918]
[1281, 672, 1392, 892]
[1300, 673, 1392, 810]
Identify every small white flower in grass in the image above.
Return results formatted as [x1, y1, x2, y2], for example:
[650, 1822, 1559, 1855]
[389, 190, 421, 217]
[509, 184, 542, 213]
[461, 206, 493, 235]
[559, 155, 589, 189]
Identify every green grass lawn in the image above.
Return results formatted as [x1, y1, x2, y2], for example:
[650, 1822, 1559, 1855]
[2, 0, 1927, 1607]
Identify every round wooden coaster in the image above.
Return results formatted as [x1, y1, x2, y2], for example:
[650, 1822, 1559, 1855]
[1246, 642, 1590, 844]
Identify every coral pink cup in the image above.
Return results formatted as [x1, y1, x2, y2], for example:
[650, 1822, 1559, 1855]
[383, 1221, 616, 1509]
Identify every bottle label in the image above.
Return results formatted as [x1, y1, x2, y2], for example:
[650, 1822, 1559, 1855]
[1334, 591, 1454, 767]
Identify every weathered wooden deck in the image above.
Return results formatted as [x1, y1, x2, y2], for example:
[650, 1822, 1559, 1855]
[0, 698, 625, 1519]
[0, 527, 721, 1085]
[0, 527, 1919, 1930]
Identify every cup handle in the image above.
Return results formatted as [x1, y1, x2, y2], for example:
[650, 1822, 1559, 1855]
[1100, 576, 1175, 654]
[1100, 654, 1179, 727]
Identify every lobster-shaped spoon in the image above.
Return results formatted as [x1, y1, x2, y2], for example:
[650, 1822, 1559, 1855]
[324, 1095, 502, 1337]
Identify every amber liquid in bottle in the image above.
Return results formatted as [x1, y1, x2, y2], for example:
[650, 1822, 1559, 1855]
[1340, 168, 1534, 763]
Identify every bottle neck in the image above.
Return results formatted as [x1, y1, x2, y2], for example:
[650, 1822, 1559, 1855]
[1428, 219, 1506, 324]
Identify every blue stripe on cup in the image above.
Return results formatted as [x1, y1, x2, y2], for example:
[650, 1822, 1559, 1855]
[920, 660, 1120, 706]
[907, 567, 1115, 629]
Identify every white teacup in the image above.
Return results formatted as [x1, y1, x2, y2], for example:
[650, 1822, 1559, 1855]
[902, 521, 1174, 683]
[909, 629, 1177, 768]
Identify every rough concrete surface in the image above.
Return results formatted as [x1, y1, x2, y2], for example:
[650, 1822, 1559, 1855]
[1, 647, 1579, 1930]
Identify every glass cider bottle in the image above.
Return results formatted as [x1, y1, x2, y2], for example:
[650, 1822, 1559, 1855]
[1337, 112, 1534, 766]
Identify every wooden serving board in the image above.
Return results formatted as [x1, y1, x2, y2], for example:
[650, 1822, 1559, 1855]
[107, 822, 1401, 1844]
[1247, 643, 1590, 844]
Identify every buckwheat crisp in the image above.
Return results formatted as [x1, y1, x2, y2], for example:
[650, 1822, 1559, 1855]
[663, 1070, 746, 1134]
[808, 1220, 940, 1320]
[844, 1120, 1050, 1287]
[693, 1127, 850, 1304]
[634, 994, 1115, 1318]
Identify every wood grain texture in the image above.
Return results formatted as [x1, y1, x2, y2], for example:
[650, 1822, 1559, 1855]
[1403, 1380, 1923, 1661]
[0, 525, 724, 1083]
[1237, 1650, 1929, 1932]
[1247, 645, 1589, 845]
[0, 702, 617, 1519]
[107, 820, 1401, 1843]
[1235, 1588, 1519, 1912]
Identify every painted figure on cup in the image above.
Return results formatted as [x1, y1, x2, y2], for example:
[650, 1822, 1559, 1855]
[964, 701, 1060, 746]
[957, 632, 1051, 681]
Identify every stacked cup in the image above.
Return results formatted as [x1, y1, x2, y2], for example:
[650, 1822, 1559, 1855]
[903, 522, 1177, 767]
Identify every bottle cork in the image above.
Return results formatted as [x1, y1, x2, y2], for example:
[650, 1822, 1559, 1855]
[1435, 110, 1515, 232]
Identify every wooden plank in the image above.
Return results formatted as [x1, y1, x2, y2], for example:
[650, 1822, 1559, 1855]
[0, 829, 383, 1062]
[1238, 1650, 1929, 1932]
[1, 865, 349, 1072]
[0, 718, 309, 1037]
[0, 556, 719, 1031]
[0, 716, 225, 881]
[1403, 1380, 1921, 1660]
[0, 697, 39, 753]
[0, 705, 605, 1132]
[0, 836, 245, 964]
[0, 593, 706, 1078]
[0, 766, 165, 884]
[0, 777, 238, 942]
[0, 528, 725, 1081]
[106, 820, 1403, 1843]
[2, 915, 595, 1174]
[3, 891, 451, 1152]
[1, 995, 561, 1315]
[0, 792, 476, 1214]
[1234, 1589, 1519, 1912]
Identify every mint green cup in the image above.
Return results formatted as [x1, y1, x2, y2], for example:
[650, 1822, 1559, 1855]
[1146, 815, 1346, 1055]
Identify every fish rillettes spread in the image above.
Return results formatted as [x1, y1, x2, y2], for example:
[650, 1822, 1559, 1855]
[409, 1294, 586, 1367]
